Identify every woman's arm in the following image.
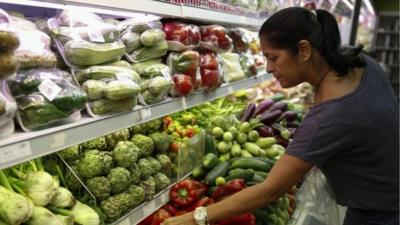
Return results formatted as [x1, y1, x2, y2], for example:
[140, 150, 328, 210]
[162, 154, 313, 225]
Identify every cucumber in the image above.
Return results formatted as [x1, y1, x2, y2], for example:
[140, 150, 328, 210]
[231, 158, 271, 172]
[230, 157, 271, 165]
[253, 157, 275, 166]
[205, 134, 218, 155]
[202, 153, 219, 169]
[243, 142, 262, 156]
[251, 174, 265, 183]
[255, 171, 269, 179]
[204, 161, 230, 185]
[224, 169, 254, 182]
[219, 153, 231, 162]
[256, 137, 277, 148]
[228, 168, 246, 176]
[192, 165, 207, 179]
[230, 143, 242, 157]
[240, 150, 253, 157]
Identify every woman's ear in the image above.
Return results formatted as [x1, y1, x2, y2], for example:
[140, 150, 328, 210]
[297, 40, 312, 62]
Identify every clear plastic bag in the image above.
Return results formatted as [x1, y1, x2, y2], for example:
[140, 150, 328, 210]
[163, 22, 200, 51]
[220, 52, 245, 83]
[0, 81, 16, 138]
[199, 51, 222, 90]
[200, 25, 233, 53]
[293, 168, 342, 225]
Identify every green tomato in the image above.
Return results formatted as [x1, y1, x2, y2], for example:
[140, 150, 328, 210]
[223, 132, 234, 142]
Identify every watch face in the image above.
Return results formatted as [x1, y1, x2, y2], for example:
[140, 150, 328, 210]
[194, 207, 206, 221]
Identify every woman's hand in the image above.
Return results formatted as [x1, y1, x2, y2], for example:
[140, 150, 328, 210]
[161, 212, 196, 225]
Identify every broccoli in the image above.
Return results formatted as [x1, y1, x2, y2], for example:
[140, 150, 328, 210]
[112, 141, 139, 168]
[105, 129, 130, 150]
[155, 154, 172, 177]
[77, 150, 112, 178]
[147, 156, 161, 174]
[128, 163, 141, 185]
[58, 145, 80, 162]
[131, 134, 154, 157]
[125, 185, 145, 207]
[80, 137, 107, 151]
[100, 193, 134, 222]
[107, 167, 131, 194]
[149, 132, 171, 153]
[86, 176, 111, 200]
[137, 158, 153, 180]
[140, 176, 156, 201]
[153, 172, 171, 192]
[145, 118, 162, 133]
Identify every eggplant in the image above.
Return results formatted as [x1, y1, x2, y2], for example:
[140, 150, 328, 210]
[240, 102, 256, 122]
[286, 121, 300, 128]
[268, 101, 287, 113]
[275, 135, 289, 148]
[281, 111, 298, 122]
[271, 123, 291, 140]
[260, 109, 282, 125]
[257, 125, 274, 137]
[254, 99, 274, 116]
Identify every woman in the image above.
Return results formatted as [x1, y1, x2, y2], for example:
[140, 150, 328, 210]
[162, 7, 399, 225]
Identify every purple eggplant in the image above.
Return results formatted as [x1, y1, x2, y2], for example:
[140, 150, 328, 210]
[254, 99, 274, 116]
[286, 121, 300, 128]
[258, 125, 274, 137]
[271, 123, 291, 140]
[275, 135, 289, 148]
[260, 109, 282, 125]
[240, 102, 256, 122]
[268, 101, 288, 113]
[281, 111, 298, 122]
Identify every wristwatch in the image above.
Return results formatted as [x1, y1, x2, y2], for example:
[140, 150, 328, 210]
[194, 207, 209, 225]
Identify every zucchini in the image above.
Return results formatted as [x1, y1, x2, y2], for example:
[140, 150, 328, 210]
[254, 171, 269, 179]
[219, 153, 231, 162]
[240, 150, 253, 158]
[229, 157, 269, 164]
[230, 143, 242, 157]
[204, 161, 230, 185]
[192, 165, 207, 180]
[224, 169, 254, 182]
[228, 168, 245, 176]
[252, 157, 275, 166]
[251, 174, 265, 183]
[231, 158, 271, 172]
[243, 142, 262, 156]
[256, 137, 277, 148]
[202, 153, 219, 169]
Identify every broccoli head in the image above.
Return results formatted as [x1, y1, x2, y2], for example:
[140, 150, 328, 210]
[145, 118, 162, 133]
[153, 172, 171, 192]
[86, 176, 111, 200]
[149, 132, 171, 154]
[131, 134, 154, 157]
[107, 167, 131, 194]
[77, 150, 112, 178]
[80, 136, 107, 151]
[147, 156, 161, 174]
[101, 193, 134, 222]
[128, 163, 141, 185]
[112, 141, 139, 168]
[105, 129, 130, 149]
[125, 185, 145, 207]
[140, 176, 156, 201]
[137, 158, 153, 180]
[155, 154, 172, 177]
[58, 145, 80, 162]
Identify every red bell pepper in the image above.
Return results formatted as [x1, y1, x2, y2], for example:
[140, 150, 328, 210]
[211, 179, 246, 201]
[150, 209, 171, 225]
[189, 196, 215, 211]
[172, 50, 200, 76]
[172, 74, 194, 96]
[162, 203, 178, 216]
[169, 142, 180, 153]
[215, 213, 256, 225]
[170, 179, 207, 208]
[138, 214, 154, 225]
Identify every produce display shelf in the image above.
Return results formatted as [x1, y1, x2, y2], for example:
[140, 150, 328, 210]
[0, 0, 265, 28]
[0, 73, 272, 170]
[115, 172, 192, 225]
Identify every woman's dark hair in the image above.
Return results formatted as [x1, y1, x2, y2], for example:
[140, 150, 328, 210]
[259, 7, 365, 76]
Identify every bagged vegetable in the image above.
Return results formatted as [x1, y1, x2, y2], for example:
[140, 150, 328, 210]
[117, 16, 162, 33]
[127, 40, 168, 63]
[139, 76, 173, 105]
[140, 29, 165, 47]
[220, 53, 245, 83]
[240, 53, 257, 76]
[121, 30, 142, 53]
[170, 74, 195, 97]
[167, 50, 199, 84]
[228, 28, 252, 54]
[199, 51, 222, 90]
[163, 22, 200, 51]
[51, 24, 120, 45]
[58, 9, 103, 27]
[200, 25, 233, 53]
[75, 65, 140, 83]
[0, 81, 17, 138]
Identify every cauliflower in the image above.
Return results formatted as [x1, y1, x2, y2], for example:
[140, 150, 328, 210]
[80, 136, 107, 151]
[153, 172, 171, 192]
[101, 193, 134, 222]
[86, 176, 111, 200]
[58, 145, 80, 162]
[131, 134, 154, 157]
[112, 141, 139, 168]
[126, 185, 145, 207]
[107, 167, 131, 194]
[137, 158, 153, 180]
[149, 132, 171, 153]
[128, 163, 141, 185]
[77, 150, 112, 178]
[140, 176, 156, 201]
[105, 129, 130, 149]
[147, 156, 161, 174]
[156, 154, 172, 177]
[145, 119, 162, 133]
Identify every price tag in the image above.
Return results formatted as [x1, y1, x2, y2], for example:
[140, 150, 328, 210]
[140, 107, 152, 120]
[181, 97, 188, 109]
[50, 132, 67, 149]
[143, 200, 156, 215]
[0, 141, 32, 164]
[227, 86, 234, 94]
[87, 29, 105, 43]
[38, 78, 62, 101]
[160, 191, 169, 203]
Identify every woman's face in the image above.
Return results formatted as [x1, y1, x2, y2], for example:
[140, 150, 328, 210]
[260, 38, 305, 88]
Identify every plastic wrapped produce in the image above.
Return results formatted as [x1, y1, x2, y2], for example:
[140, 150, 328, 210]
[127, 38, 167, 63]
[240, 53, 257, 76]
[58, 9, 103, 27]
[0, 81, 17, 138]
[167, 50, 199, 86]
[200, 25, 233, 53]
[199, 51, 222, 90]
[228, 28, 252, 54]
[7, 68, 86, 131]
[163, 22, 200, 51]
[117, 16, 162, 33]
[51, 24, 120, 45]
[220, 53, 245, 83]
[140, 76, 173, 105]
